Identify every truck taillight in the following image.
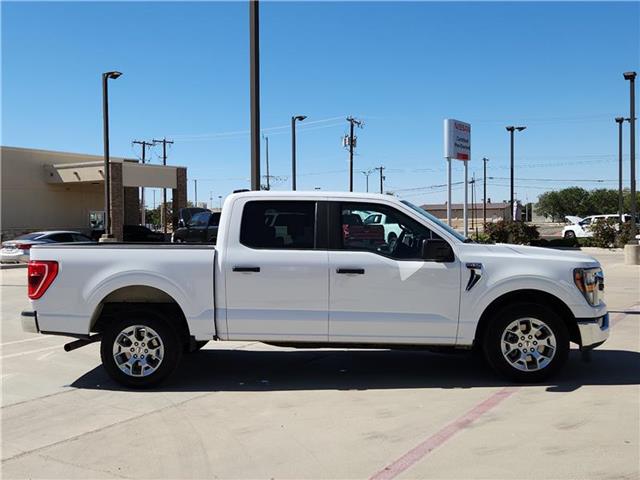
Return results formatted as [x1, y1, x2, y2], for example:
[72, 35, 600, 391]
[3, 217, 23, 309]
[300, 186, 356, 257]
[19, 244, 32, 250]
[28, 261, 58, 299]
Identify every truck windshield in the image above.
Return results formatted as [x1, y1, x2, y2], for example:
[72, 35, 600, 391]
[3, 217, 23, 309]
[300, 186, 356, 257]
[401, 200, 467, 243]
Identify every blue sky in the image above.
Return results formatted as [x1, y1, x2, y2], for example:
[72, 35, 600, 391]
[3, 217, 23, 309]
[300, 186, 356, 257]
[2, 1, 639, 207]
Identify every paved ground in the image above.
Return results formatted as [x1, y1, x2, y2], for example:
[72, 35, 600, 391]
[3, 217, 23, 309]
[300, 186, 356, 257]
[1, 249, 638, 479]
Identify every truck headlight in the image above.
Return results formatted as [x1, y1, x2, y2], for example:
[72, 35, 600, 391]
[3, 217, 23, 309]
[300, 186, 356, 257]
[573, 267, 603, 306]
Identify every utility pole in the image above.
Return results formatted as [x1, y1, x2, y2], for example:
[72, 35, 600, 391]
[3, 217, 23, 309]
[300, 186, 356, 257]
[361, 169, 373, 192]
[374, 166, 385, 194]
[345, 117, 363, 192]
[482, 157, 489, 227]
[152, 138, 174, 235]
[263, 134, 270, 190]
[249, 0, 261, 190]
[132, 140, 154, 225]
[471, 173, 478, 239]
[194, 179, 198, 205]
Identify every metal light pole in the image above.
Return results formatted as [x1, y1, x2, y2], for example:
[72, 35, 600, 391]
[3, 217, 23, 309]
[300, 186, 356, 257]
[506, 125, 526, 221]
[263, 134, 270, 190]
[249, 0, 260, 191]
[101, 71, 122, 240]
[624, 71, 637, 243]
[615, 117, 627, 222]
[218, 195, 222, 210]
[291, 115, 306, 190]
[361, 169, 373, 192]
[482, 157, 489, 227]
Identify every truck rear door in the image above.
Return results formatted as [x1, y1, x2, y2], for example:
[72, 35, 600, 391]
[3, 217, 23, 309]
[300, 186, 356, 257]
[223, 199, 329, 342]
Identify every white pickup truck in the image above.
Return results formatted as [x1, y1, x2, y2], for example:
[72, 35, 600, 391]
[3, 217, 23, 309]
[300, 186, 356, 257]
[22, 191, 609, 387]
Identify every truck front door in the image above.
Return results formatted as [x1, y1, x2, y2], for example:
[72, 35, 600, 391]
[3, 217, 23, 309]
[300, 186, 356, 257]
[223, 200, 329, 342]
[328, 202, 461, 345]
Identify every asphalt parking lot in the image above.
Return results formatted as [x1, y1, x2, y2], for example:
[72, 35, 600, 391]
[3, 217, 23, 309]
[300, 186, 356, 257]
[1, 249, 639, 479]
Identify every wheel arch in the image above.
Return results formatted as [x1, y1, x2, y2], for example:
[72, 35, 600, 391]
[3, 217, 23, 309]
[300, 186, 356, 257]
[90, 285, 191, 345]
[474, 289, 579, 347]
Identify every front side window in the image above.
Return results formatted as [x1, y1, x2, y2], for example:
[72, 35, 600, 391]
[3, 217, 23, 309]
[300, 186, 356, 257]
[241, 201, 316, 249]
[340, 203, 441, 260]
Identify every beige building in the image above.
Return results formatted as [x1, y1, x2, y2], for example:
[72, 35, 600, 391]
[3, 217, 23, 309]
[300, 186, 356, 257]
[0, 146, 187, 241]
[421, 202, 516, 226]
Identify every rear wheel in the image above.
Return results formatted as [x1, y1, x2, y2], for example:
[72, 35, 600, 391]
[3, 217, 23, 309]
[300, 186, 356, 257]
[564, 230, 576, 239]
[388, 232, 398, 247]
[483, 303, 569, 382]
[100, 311, 182, 388]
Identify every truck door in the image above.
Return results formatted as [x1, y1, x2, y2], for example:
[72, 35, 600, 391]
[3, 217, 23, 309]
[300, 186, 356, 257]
[327, 202, 461, 345]
[223, 200, 329, 342]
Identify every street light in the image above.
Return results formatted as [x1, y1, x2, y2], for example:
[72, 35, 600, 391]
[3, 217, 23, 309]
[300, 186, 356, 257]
[623, 71, 637, 243]
[291, 115, 306, 190]
[361, 169, 373, 192]
[505, 125, 526, 221]
[101, 71, 122, 240]
[615, 117, 629, 223]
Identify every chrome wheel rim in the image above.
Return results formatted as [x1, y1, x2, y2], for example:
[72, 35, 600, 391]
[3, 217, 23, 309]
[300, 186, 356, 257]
[112, 325, 164, 377]
[500, 317, 556, 372]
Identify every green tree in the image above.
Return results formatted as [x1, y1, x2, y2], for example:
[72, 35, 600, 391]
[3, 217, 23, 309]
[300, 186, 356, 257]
[535, 187, 590, 221]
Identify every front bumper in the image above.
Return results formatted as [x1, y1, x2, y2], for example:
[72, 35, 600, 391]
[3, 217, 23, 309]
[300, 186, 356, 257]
[21, 311, 40, 334]
[577, 313, 609, 350]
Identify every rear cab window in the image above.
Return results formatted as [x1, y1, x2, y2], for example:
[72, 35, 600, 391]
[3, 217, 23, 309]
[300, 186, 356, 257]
[240, 201, 317, 249]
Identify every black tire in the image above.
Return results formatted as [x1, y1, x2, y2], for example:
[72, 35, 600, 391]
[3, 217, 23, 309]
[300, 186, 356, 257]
[483, 302, 569, 383]
[100, 310, 183, 388]
[185, 340, 209, 353]
[388, 232, 398, 246]
[564, 230, 576, 239]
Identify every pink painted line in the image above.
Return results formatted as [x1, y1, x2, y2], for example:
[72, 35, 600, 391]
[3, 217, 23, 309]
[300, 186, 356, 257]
[369, 386, 519, 480]
[369, 303, 637, 480]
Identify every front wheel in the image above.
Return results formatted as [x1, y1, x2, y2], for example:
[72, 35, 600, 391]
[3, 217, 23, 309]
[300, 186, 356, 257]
[483, 303, 569, 382]
[100, 311, 182, 388]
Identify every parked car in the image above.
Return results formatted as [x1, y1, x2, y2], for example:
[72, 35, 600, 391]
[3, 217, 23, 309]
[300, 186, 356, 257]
[363, 212, 404, 245]
[90, 225, 166, 242]
[1, 231, 93, 263]
[23, 191, 608, 387]
[172, 211, 220, 243]
[563, 214, 632, 238]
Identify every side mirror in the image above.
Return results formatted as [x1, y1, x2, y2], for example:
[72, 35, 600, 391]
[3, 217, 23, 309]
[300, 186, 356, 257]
[421, 238, 454, 262]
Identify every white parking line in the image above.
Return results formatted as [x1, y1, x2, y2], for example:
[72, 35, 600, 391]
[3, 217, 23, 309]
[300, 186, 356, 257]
[1, 337, 55, 347]
[1, 345, 63, 360]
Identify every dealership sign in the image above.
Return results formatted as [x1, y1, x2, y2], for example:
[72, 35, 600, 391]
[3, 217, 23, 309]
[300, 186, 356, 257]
[444, 119, 471, 161]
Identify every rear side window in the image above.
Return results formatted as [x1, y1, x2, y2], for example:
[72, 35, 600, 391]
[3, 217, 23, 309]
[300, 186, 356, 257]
[241, 201, 316, 249]
[47, 233, 74, 243]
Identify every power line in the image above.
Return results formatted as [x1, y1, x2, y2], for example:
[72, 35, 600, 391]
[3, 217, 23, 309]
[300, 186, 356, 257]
[132, 140, 154, 225]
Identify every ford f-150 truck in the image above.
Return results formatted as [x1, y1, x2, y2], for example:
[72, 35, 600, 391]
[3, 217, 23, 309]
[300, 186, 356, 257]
[21, 191, 609, 387]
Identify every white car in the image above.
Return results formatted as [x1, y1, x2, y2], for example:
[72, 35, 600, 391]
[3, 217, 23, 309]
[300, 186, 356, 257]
[563, 214, 631, 239]
[363, 212, 404, 245]
[22, 191, 608, 387]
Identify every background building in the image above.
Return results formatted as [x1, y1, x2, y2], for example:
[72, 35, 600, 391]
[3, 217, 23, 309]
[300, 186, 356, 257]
[1, 146, 187, 241]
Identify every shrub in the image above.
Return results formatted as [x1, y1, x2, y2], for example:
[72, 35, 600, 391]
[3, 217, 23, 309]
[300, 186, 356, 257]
[615, 220, 636, 247]
[590, 218, 618, 248]
[484, 221, 540, 245]
[473, 232, 493, 244]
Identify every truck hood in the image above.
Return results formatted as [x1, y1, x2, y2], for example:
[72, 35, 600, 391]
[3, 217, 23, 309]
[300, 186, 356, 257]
[459, 242, 599, 266]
